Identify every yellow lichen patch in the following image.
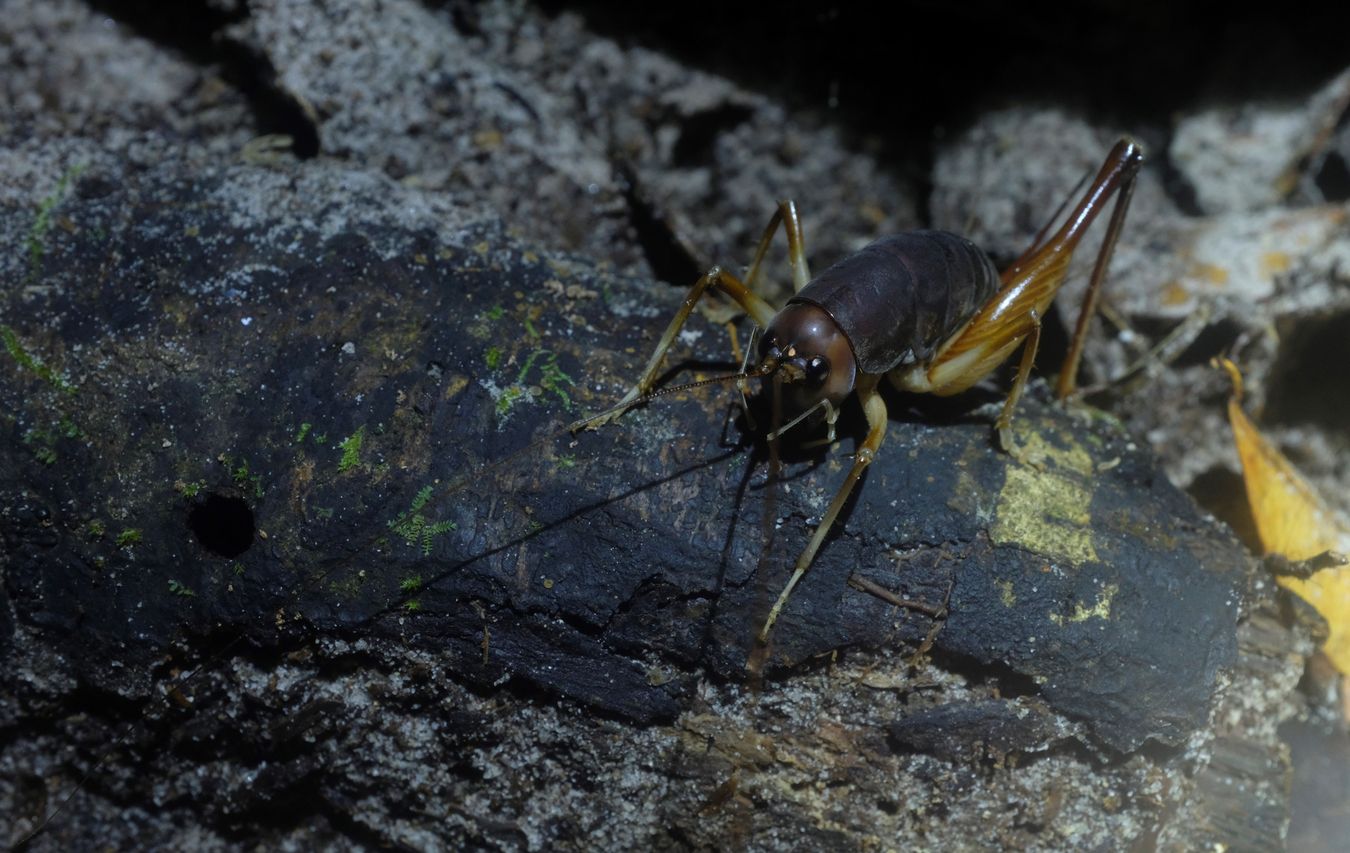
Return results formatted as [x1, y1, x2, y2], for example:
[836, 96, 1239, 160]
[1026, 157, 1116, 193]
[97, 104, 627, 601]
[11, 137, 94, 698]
[442, 373, 469, 401]
[1259, 251, 1291, 277]
[1161, 280, 1192, 307]
[991, 427, 1098, 566]
[473, 128, 503, 150]
[1048, 583, 1118, 626]
[997, 578, 1017, 608]
[1220, 359, 1350, 673]
[1191, 261, 1230, 287]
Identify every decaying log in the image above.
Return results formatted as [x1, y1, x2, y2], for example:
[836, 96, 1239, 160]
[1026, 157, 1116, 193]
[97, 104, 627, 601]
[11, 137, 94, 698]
[1, 162, 1308, 849]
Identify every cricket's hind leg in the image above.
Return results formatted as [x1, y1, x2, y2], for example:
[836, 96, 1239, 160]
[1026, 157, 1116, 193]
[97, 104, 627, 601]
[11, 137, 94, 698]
[1053, 146, 1140, 400]
[894, 138, 1144, 444]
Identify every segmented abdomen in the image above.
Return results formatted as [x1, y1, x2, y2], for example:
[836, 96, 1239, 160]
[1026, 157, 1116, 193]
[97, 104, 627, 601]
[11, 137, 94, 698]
[788, 231, 1000, 374]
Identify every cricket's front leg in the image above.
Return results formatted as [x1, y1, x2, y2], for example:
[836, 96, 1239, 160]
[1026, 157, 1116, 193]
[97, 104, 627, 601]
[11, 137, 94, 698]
[581, 267, 777, 431]
[752, 377, 887, 662]
[744, 200, 811, 294]
[582, 199, 814, 432]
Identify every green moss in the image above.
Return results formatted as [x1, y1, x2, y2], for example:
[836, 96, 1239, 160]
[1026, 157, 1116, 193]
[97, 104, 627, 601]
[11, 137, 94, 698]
[87, 519, 106, 538]
[485, 305, 505, 321]
[167, 579, 196, 597]
[116, 528, 142, 547]
[230, 458, 265, 498]
[495, 385, 525, 416]
[485, 346, 503, 370]
[295, 422, 312, 444]
[3, 326, 76, 395]
[389, 484, 457, 555]
[409, 484, 433, 512]
[21, 428, 53, 463]
[21, 431, 58, 464]
[403, 599, 422, 612]
[338, 426, 365, 472]
[536, 352, 575, 410]
[326, 572, 363, 601]
[27, 164, 85, 280]
[400, 575, 423, 594]
[22, 418, 81, 464]
[496, 348, 576, 415]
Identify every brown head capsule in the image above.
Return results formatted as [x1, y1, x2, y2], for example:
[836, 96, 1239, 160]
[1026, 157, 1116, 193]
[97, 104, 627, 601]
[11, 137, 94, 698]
[756, 302, 857, 418]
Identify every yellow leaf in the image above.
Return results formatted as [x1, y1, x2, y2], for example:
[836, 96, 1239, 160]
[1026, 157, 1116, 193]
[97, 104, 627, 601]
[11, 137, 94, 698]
[1220, 358, 1350, 673]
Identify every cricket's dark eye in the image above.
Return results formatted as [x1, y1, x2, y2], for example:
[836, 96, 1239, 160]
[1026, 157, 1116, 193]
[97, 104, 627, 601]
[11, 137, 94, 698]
[806, 356, 829, 385]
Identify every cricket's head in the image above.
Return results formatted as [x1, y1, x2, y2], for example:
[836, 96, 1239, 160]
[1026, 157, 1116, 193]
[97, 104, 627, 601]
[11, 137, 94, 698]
[567, 303, 858, 439]
[756, 302, 857, 416]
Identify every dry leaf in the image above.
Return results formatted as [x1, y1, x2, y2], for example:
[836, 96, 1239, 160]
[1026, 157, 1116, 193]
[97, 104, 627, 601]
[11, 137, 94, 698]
[1219, 358, 1350, 673]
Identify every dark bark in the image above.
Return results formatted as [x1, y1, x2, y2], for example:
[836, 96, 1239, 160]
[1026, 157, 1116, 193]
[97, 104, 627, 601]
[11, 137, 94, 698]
[1, 162, 1292, 850]
[3, 0, 1342, 849]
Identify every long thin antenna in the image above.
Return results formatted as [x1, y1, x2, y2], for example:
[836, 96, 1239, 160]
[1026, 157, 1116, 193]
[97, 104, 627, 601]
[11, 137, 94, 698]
[17, 360, 777, 845]
[434, 365, 778, 515]
[377, 364, 777, 527]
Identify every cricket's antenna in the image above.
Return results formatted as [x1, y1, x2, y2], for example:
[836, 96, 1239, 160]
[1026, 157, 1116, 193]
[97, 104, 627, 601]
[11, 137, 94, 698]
[16, 362, 772, 847]
[564, 363, 775, 433]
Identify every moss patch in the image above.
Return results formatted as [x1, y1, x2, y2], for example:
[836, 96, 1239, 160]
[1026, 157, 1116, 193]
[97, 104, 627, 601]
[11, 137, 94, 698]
[338, 426, 366, 472]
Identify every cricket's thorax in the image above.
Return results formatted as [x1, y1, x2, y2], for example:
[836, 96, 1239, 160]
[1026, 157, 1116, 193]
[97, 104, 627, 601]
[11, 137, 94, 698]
[788, 231, 1001, 375]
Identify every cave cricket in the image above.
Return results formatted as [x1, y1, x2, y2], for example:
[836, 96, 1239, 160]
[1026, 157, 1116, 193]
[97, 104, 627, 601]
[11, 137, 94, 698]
[564, 137, 1143, 657]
